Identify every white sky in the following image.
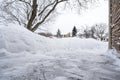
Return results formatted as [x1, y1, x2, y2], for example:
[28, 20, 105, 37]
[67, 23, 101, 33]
[47, 0, 109, 34]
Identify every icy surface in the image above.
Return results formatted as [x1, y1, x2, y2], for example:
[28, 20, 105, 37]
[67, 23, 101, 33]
[0, 24, 120, 80]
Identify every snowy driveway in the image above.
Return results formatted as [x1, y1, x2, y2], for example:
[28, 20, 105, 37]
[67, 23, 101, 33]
[0, 48, 120, 80]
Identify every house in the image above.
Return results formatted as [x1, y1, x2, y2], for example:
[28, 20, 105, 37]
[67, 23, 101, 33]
[64, 33, 71, 38]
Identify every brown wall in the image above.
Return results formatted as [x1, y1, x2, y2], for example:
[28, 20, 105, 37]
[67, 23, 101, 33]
[109, 0, 120, 51]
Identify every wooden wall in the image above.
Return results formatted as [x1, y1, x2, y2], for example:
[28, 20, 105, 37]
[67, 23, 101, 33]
[109, 0, 120, 51]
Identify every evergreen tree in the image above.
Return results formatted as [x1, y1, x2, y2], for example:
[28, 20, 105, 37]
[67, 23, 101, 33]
[72, 26, 77, 37]
[56, 29, 61, 38]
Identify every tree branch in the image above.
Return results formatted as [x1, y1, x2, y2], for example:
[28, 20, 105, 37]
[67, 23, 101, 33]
[31, 0, 67, 32]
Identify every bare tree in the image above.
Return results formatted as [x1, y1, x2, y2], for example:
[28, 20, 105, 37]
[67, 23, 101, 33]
[78, 23, 108, 40]
[0, 0, 96, 32]
[0, 0, 68, 32]
[92, 23, 108, 41]
[82, 26, 91, 38]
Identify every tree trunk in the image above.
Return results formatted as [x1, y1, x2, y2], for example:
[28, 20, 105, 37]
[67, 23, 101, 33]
[27, 0, 38, 31]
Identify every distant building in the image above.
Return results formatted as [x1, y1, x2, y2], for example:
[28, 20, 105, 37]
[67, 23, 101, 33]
[64, 33, 71, 38]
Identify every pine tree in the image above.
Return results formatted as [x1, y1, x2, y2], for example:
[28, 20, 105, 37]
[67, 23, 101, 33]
[56, 29, 61, 38]
[72, 26, 77, 37]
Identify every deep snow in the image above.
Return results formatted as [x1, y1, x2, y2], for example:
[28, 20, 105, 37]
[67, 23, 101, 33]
[0, 24, 120, 80]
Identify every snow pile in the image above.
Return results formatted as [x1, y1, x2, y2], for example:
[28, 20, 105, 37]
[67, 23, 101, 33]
[0, 24, 48, 53]
[0, 24, 120, 80]
[105, 50, 120, 68]
[0, 24, 107, 53]
[53, 38, 107, 52]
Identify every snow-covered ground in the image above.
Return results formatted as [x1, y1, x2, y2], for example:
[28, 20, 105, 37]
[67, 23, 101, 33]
[0, 24, 120, 80]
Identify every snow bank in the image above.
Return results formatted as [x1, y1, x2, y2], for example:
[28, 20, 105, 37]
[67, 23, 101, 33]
[0, 24, 108, 53]
[104, 49, 120, 68]
[0, 24, 48, 53]
[53, 38, 108, 52]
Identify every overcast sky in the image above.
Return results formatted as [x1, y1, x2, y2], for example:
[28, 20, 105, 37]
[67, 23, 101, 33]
[42, 0, 109, 34]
